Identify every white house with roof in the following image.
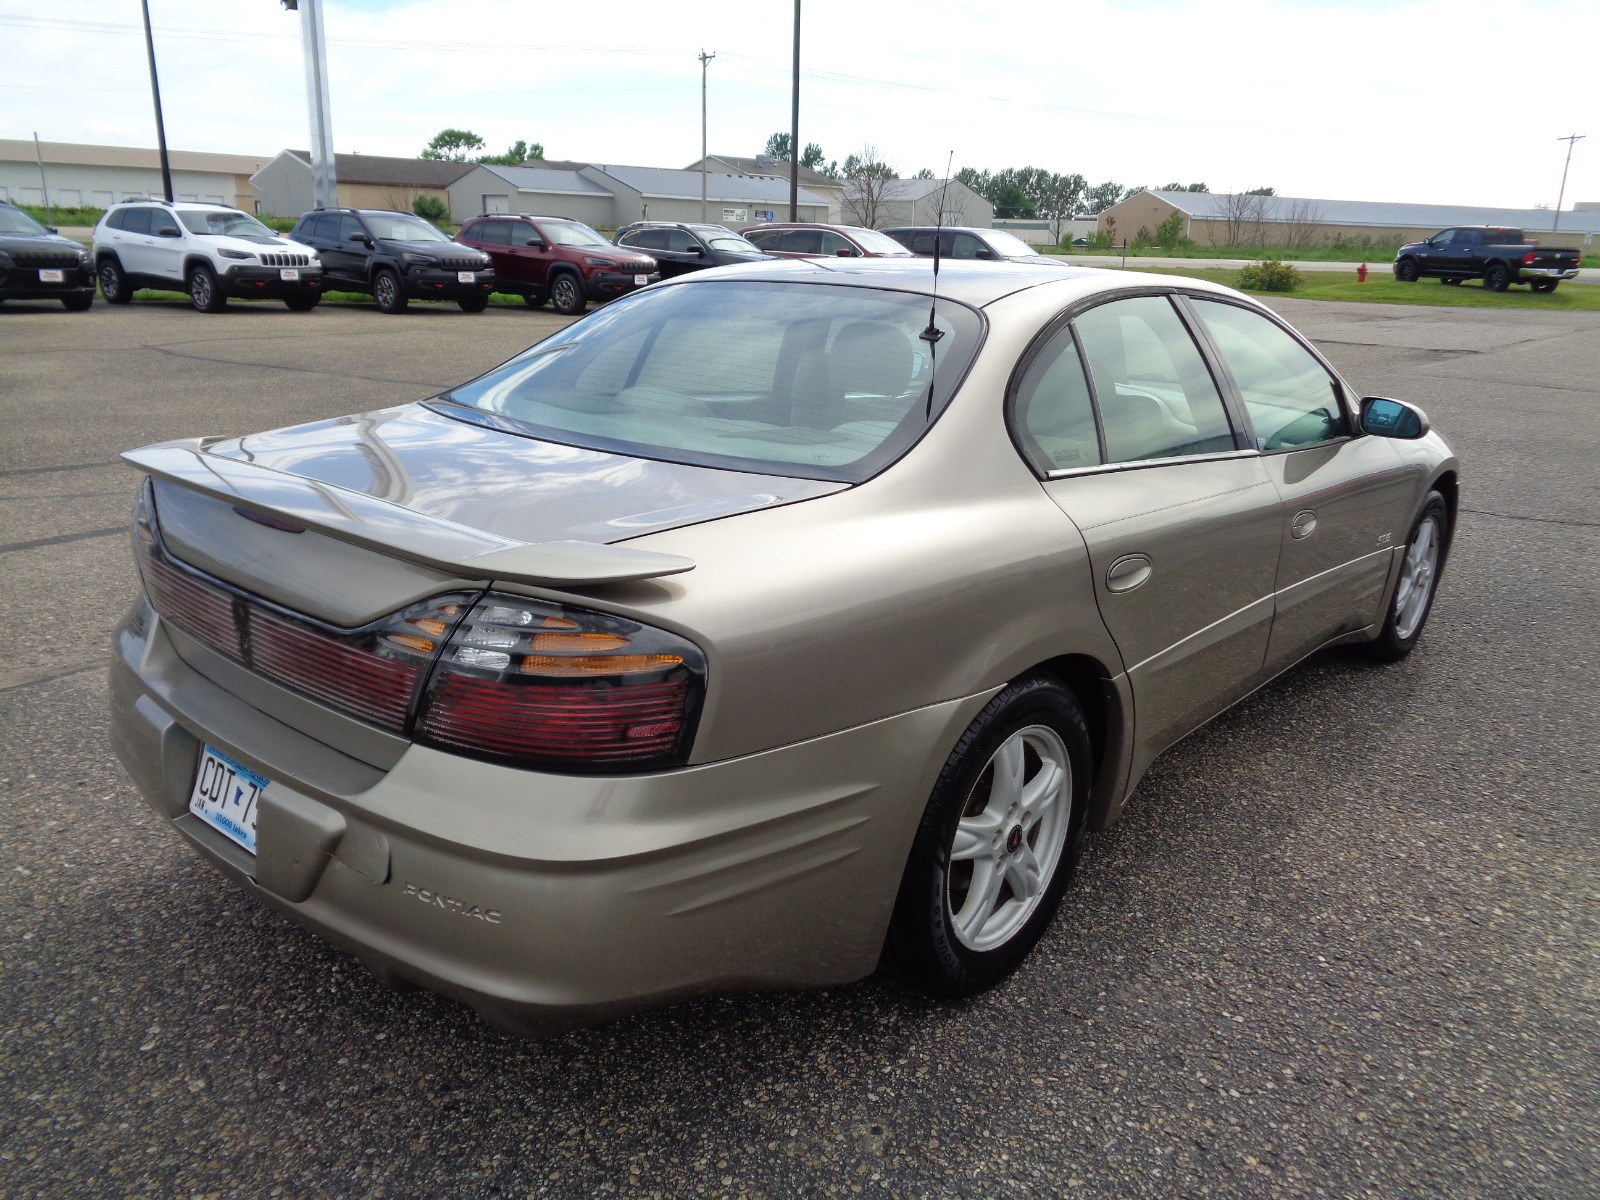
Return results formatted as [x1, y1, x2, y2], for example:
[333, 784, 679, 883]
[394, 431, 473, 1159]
[841, 177, 993, 230]
[447, 164, 616, 228]
[1100, 190, 1600, 249]
[577, 164, 828, 230]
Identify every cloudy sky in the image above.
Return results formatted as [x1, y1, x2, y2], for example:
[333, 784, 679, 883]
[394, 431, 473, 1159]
[2, 0, 1595, 211]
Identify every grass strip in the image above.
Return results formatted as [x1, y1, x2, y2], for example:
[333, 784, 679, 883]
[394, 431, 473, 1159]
[1119, 267, 1600, 310]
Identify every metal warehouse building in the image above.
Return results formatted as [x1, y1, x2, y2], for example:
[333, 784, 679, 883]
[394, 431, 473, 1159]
[0, 139, 269, 211]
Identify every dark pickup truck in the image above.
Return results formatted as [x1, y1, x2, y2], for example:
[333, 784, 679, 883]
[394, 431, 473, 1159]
[1394, 227, 1583, 293]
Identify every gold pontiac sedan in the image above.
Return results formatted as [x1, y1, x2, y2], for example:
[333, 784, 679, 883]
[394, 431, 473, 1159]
[110, 258, 1457, 1032]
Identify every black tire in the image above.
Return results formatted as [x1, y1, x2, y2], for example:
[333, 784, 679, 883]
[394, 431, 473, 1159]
[373, 268, 407, 313]
[1394, 258, 1420, 283]
[1442, 276, 1462, 286]
[1483, 262, 1511, 292]
[523, 292, 548, 309]
[61, 293, 94, 311]
[188, 264, 226, 313]
[1365, 490, 1449, 663]
[457, 294, 489, 313]
[1530, 280, 1558, 294]
[283, 295, 320, 312]
[888, 676, 1092, 998]
[549, 271, 586, 315]
[99, 257, 132, 304]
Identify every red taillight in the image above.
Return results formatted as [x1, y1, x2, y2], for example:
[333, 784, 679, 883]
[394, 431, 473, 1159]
[1523, 251, 1537, 265]
[140, 552, 241, 659]
[248, 607, 421, 730]
[416, 594, 706, 772]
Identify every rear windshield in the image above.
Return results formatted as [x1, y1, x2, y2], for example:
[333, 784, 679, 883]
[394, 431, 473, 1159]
[432, 280, 984, 482]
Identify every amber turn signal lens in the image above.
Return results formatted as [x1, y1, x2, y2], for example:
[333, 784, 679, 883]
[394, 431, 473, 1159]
[386, 633, 436, 654]
[520, 653, 683, 676]
[529, 632, 629, 653]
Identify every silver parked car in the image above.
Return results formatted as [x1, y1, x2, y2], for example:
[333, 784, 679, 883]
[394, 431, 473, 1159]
[111, 259, 1457, 1032]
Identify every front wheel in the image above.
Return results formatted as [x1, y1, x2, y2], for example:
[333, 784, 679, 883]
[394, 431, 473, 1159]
[1530, 280, 1558, 294]
[283, 295, 320, 312]
[888, 676, 1091, 998]
[1483, 263, 1511, 292]
[372, 268, 407, 313]
[457, 294, 489, 313]
[61, 293, 94, 311]
[549, 272, 586, 315]
[1394, 258, 1420, 283]
[188, 265, 226, 313]
[1365, 490, 1449, 662]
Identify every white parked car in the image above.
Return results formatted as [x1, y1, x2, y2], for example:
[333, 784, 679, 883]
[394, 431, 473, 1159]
[92, 200, 325, 312]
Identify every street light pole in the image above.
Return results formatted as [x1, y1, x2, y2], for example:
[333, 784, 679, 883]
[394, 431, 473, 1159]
[1553, 133, 1585, 238]
[286, 0, 339, 211]
[699, 49, 716, 224]
[789, 0, 800, 222]
[139, 0, 174, 202]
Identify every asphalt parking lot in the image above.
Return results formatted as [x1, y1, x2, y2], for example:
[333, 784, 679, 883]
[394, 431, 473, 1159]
[2, 292, 1597, 1199]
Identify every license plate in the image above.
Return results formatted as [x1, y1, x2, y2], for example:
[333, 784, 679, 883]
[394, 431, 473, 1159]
[188, 745, 267, 855]
[280, 267, 300, 281]
[634, 274, 648, 286]
[457, 271, 475, 283]
[39, 268, 64, 283]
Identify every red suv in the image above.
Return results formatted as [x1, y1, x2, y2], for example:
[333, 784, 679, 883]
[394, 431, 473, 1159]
[455, 214, 659, 314]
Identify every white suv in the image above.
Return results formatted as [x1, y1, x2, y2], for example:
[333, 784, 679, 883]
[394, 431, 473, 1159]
[92, 200, 325, 313]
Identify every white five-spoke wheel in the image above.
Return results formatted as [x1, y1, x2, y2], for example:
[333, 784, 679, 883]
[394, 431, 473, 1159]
[890, 676, 1091, 998]
[1367, 489, 1450, 662]
[947, 724, 1072, 952]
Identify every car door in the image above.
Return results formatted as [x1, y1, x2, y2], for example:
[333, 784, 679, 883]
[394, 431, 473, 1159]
[1019, 293, 1282, 772]
[145, 208, 186, 285]
[1184, 295, 1417, 675]
[470, 219, 515, 285]
[1415, 229, 1454, 275]
[619, 229, 673, 275]
[325, 213, 369, 287]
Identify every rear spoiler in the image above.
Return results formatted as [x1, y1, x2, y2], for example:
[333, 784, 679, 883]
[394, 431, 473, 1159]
[122, 440, 696, 586]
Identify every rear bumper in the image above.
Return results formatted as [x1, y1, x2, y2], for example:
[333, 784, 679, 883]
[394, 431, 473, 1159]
[109, 599, 986, 1035]
[1517, 266, 1579, 280]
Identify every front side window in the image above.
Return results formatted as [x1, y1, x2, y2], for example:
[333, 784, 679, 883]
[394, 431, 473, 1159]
[666, 229, 699, 253]
[1190, 298, 1347, 450]
[1072, 295, 1236, 464]
[821, 231, 855, 256]
[148, 209, 181, 237]
[434, 281, 983, 481]
[780, 229, 823, 254]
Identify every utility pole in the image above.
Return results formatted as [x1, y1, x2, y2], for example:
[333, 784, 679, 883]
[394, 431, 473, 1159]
[32, 133, 52, 226]
[284, 0, 339, 210]
[699, 49, 716, 224]
[1553, 133, 1585, 237]
[789, 1, 800, 221]
[139, 0, 174, 201]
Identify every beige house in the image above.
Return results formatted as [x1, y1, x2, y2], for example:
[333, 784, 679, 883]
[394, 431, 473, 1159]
[1099, 190, 1600, 250]
[0, 138, 270, 210]
[686, 154, 846, 222]
[250, 151, 480, 218]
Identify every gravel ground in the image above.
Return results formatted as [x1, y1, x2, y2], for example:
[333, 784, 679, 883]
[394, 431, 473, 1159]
[1, 294, 1596, 1199]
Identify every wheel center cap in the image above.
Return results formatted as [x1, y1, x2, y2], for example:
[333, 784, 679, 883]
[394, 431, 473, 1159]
[1005, 825, 1024, 855]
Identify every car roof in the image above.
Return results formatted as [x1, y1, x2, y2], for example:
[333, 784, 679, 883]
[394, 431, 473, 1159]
[648, 255, 1211, 308]
[880, 226, 994, 235]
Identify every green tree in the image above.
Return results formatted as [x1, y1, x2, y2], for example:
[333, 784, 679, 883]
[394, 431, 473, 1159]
[764, 131, 793, 160]
[477, 139, 545, 166]
[1245, 186, 1276, 196]
[763, 132, 836, 176]
[420, 128, 487, 161]
[913, 167, 935, 180]
[1160, 182, 1209, 192]
[411, 195, 449, 223]
[1084, 180, 1126, 214]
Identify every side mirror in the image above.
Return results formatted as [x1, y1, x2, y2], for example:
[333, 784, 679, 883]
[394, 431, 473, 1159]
[158, 226, 182, 239]
[46, 225, 58, 234]
[973, 248, 994, 260]
[692, 246, 706, 256]
[1360, 396, 1429, 439]
[525, 236, 543, 247]
[835, 247, 854, 257]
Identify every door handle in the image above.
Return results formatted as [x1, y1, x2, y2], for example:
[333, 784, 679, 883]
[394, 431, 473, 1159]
[1290, 509, 1318, 539]
[1105, 553, 1153, 593]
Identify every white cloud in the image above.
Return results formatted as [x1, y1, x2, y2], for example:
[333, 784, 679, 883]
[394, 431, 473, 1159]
[1, 0, 1594, 208]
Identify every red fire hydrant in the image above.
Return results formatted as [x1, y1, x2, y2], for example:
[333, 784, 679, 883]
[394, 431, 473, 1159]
[1357, 262, 1369, 283]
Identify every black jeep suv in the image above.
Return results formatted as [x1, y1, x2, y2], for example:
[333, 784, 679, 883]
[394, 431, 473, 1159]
[0, 202, 96, 310]
[289, 208, 494, 313]
[612, 222, 770, 278]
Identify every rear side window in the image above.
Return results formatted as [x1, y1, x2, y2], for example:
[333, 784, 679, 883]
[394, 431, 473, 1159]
[1012, 327, 1103, 472]
[621, 229, 665, 250]
[1071, 296, 1236, 463]
[1190, 298, 1348, 450]
[779, 229, 822, 254]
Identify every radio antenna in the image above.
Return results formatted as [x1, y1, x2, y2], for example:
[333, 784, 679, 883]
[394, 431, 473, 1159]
[922, 150, 954, 418]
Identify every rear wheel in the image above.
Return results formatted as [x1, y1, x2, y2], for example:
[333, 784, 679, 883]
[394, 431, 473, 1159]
[1530, 280, 1558, 294]
[523, 292, 548, 309]
[373, 268, 407, 313]
[99, 258, 132, 304]
[550, 272, 585, 315]
[888, 676, 1091, 998]
[1483, 262, 1511, 292]
[457, 294, 489, 313]
[1394, 258, 1420, 283]
[1365, 490, 1449, 662]
[188, 264, 226, 313]
[283, 295, 320, 312]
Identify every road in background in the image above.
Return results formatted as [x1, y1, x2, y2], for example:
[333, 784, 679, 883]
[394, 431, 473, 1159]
[2, 298, 1596, 1199]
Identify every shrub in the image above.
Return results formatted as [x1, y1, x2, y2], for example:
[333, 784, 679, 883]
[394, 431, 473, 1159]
[411, 195, 450, 223]
[1086, 230, 1115, 250]
[1236, 259, 1303, 292]
[1154, 210, 1187, 250]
